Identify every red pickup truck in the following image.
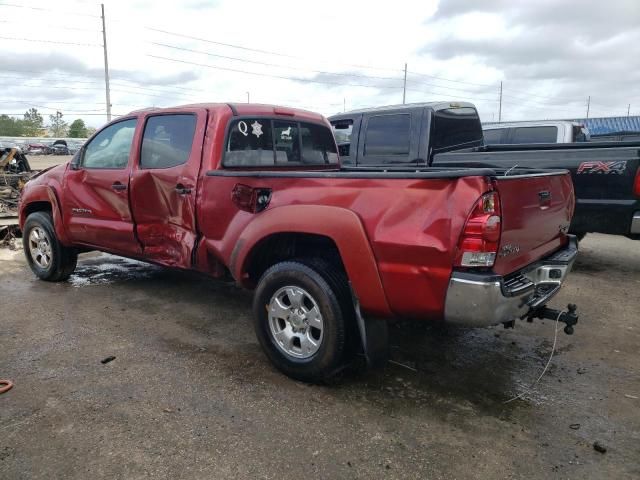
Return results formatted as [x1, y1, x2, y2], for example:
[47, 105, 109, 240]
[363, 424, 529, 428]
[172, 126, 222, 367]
[19, 103, 579, 382]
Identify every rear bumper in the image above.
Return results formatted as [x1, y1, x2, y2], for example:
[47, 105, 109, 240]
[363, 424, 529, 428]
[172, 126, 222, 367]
[572, 199, 640, 236]
[444, 236, 578, 327]
[631, 211, 640, 235]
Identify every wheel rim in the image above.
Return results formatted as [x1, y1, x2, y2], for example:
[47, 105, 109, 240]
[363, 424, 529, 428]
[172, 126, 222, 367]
[268, 286, 324, 359]
[28, 227, 53, 269]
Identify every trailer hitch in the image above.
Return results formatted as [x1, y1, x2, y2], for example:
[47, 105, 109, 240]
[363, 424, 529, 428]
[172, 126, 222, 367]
[527, 303, 578, 334]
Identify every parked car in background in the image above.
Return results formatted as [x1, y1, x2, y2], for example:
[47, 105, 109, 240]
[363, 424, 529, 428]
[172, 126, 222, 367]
[19, 102, 579, 382]
[482, 121, 590, 144]
[26, 143, 48, 155]
[50, 139, 69, 155]
[67, 142, 83, 155]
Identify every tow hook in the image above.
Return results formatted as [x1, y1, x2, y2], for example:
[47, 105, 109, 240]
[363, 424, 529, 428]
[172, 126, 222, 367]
[527, 303, 579, 334]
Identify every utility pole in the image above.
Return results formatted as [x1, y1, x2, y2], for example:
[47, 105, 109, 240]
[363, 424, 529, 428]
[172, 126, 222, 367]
[246, 92, 250, 103]
[586, 96, 590, 119]
[343, 97, 346, 113]
[498, 81, 503, 122]
[100, 4, 112, 122]
[402, 63, 407, 104]
[627, 104, 631, 117]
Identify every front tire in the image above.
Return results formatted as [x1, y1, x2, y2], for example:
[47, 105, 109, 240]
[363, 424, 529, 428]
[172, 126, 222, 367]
[252, 259, 351, 383]
[23, 211, 77, 282]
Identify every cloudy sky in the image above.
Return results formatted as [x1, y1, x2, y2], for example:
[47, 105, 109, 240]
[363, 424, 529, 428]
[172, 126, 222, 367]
[1, 0, 639, 128]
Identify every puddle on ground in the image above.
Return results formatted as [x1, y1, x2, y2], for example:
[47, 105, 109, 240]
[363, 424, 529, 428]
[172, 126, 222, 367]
[66, 253, 567, 415]
[69, 254, 161, 287]
[330, 321, 564, 417]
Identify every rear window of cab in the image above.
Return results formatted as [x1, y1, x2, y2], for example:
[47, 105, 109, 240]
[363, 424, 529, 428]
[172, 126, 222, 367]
[224, 118, 338, 167]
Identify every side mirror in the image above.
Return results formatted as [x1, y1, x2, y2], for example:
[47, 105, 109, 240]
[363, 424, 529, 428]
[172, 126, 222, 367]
[69, 149, 82, 170]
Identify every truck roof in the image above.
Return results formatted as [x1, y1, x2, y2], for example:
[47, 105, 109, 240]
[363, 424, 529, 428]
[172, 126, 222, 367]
[125, 103, 327, 124]
[483, 120, 584, 129]
[329, 101, 477, 119]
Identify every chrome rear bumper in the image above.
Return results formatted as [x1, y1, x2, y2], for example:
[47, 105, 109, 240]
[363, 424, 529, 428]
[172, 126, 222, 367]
[444, 236, 578, 327]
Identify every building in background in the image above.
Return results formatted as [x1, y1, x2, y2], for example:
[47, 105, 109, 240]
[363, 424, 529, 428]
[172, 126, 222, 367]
[570, 116, 640, 141]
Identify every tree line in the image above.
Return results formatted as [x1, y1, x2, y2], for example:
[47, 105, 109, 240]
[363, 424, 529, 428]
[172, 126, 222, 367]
[0, 108, 96, 138]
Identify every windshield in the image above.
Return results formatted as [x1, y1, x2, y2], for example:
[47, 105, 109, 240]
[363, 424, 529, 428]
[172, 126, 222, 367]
[331, 120, 353, 145]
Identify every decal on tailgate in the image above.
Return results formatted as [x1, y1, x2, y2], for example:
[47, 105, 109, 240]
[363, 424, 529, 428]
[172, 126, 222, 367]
[577, 160, 627, 174]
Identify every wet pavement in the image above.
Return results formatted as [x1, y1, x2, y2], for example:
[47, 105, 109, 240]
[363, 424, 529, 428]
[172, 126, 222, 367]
[1, 234, 639, 479]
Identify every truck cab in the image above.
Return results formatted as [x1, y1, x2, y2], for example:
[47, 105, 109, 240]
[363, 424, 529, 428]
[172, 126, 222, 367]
[482, 121, 591, 145]
[329, 102, 484, 166]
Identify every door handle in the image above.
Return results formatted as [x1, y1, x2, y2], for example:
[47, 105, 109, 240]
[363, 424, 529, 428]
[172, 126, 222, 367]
[175, 183, 192, 195]
[111, 182, 127, 191]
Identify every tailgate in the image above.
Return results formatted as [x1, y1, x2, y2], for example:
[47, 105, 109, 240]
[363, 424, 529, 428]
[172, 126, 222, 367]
[493, 171, 574, 275]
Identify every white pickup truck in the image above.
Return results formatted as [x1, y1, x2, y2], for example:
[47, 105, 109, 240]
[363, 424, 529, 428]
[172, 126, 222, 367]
[483, 120, 590, 144]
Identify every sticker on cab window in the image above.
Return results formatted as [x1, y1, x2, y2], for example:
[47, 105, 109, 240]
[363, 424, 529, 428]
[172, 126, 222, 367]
[238, 120, 249, 137]
[251, 121, 263, 138]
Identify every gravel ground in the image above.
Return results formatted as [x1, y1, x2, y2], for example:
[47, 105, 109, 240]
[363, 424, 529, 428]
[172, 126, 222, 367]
[1, 229, 639, 478]
[27, 154, 73, 170]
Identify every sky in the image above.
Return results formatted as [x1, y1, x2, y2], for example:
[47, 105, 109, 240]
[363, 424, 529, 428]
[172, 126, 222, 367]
[0, 0, 639, 129]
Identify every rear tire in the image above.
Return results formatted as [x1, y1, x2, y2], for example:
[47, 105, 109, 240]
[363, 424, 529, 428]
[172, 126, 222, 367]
[23, 212, 77, 282]
[252, 259, 353, 383]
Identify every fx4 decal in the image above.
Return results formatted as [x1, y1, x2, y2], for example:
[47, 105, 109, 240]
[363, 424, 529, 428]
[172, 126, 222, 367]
[577, 160, 627, 174]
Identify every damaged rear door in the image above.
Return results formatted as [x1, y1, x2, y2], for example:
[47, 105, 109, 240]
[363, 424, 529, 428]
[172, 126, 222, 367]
[129, 109, 207, 268]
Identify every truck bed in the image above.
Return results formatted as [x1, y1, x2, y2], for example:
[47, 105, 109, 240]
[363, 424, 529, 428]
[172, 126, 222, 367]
[201, 166, 573, 318]
[433, 143, 640, 237]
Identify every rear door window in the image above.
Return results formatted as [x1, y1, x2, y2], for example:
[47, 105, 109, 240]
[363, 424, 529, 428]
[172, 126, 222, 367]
[431, 107, 483, 152]
[510, 126, 558, 143]
[572, 125, 589, 142]
[140, 114, 197, 169]
[483, 128, 506, 144]
[300, 122, 338, 164]
[364, 114, 410, 156]
[331, 118, 357, 163]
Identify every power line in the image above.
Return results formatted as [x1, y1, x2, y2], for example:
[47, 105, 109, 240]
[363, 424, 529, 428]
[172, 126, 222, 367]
[0, 74, 102, 85]
[0, 112, 121, 116]
[147, 25, 601, 105]
[0, 76, 202, 101]
[145, 26, 403, 74]
[0, 2, 99, 18]
[0, 19, 97, 32]
[150, 42, 403, 82]
[0, 69, 103, 80]
[0, 81, 197, 101]
[407, 71, 495, 88]
[147, 39, 532, 104]
[148, 54, 405, 90]
[0, 68, 208, 96]
[150, 40, 515, 105]
[0, 35, 100, 47]
[145, 40, 596, 109]
[0, 100, 105, 105]
[404, 86, 500, 103]
[23, 103, 104, 112]
[405, 78, 497, 98]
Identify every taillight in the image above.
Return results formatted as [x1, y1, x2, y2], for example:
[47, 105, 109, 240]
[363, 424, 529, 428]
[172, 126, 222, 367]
[634, 167, 640, 197]
[455, 191, 502, 268]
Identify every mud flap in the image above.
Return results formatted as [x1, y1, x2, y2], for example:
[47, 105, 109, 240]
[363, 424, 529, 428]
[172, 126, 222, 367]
[351, 288, 389, 369]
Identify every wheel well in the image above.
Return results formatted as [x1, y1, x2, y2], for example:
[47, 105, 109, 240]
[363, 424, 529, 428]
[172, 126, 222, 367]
[24, 201, 52, 218]
[245, 233, 347, 286]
